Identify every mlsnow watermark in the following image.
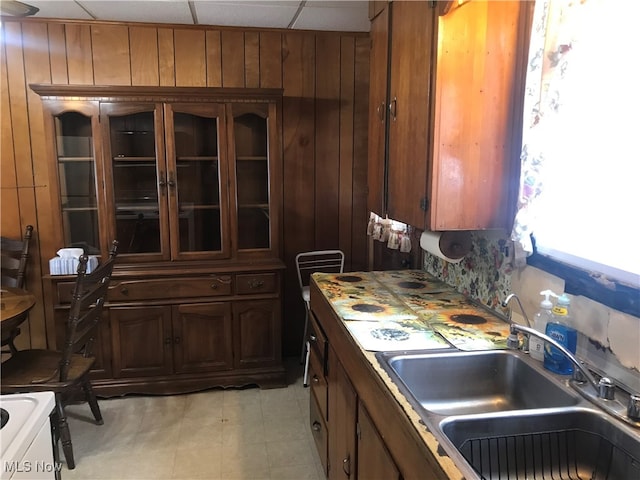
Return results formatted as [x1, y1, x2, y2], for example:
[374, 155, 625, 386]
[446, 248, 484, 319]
[4, 461, 63, 474]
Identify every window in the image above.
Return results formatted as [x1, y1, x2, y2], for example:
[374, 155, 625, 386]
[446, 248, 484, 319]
[512, 0, 640, 316]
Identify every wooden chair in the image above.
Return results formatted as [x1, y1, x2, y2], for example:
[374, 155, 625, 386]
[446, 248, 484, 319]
[295, 250, 345, 366]
[1, 241, 118, 470]
[1, 224, 33, 354]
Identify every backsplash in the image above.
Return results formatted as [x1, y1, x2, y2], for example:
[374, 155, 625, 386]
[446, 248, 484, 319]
[421, 231, 513, 315]
[422, 231, 640, 392]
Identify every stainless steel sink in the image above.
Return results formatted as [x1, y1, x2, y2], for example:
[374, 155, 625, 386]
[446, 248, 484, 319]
[440, 408, 640, 480]
[377, 349, 578, 416]
[376, 348, 640, 479]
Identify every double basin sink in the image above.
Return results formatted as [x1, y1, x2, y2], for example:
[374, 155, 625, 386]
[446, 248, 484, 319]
[376, 349, 640, 480]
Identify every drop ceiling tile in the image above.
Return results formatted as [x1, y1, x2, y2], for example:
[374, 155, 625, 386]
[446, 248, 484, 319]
[78, 0, 194, 25]
[294, 4, 369, 32]
[193, 1, 299, 29]
[27, 1, 94, 20]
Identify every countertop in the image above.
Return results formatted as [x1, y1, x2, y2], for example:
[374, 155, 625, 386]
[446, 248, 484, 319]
[311, 269, 515, 480]
[312, 269, 511, 352]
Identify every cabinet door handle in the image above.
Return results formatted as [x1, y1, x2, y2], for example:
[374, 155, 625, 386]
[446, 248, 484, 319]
[342, 455, 351, 477]
[377, 101, 386, 122]
[389, 96, 397, 121]
[167, 173, 176, 188]
[158, 172, 167, 188]
[174, 336, 181, 344]
[309, 334, 317, 343]
[248, 279, 264, 289]
[312, 421, 322, 432]
[312, 375, 319, 384]
[164, 337, 172, 345]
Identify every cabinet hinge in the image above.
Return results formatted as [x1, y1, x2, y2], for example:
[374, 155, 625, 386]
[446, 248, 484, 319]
[420, 197, 429, 211]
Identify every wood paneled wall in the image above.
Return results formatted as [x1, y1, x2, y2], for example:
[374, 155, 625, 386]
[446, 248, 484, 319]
[0, 19, 370, 355]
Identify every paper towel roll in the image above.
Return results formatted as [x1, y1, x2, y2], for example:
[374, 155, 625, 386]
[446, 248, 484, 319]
[419, 231, 472, 263]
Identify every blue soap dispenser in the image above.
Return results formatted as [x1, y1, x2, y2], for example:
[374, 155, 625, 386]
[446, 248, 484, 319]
[543, 293, 577, 374]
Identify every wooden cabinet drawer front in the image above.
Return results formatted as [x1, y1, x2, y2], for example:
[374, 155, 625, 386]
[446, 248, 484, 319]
[235, 273, 277, 295]
[108, 276, 233, 302]
[309, 393, 328, 477]
[308, 311, 327, 371]
[309, 346, 328, 421]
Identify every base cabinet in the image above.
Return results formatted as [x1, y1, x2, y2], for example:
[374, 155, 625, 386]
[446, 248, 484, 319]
[110, 302, 234, 378]
[310, 280, 448, 480]
[309, 330, 401, 480]
[49, 267, 286, 396]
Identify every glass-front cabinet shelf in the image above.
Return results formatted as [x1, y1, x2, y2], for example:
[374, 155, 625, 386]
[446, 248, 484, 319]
[52, 108, 102, 255]
[232, 104, 272, 252]
[34, 85, 282, 265]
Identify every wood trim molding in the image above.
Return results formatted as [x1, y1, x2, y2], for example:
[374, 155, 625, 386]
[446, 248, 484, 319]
[29, 84, 283, 102]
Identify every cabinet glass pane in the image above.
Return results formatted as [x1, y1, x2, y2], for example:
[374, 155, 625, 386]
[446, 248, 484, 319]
[108, 111, 161, 254]
[234, 112, 270, 250]
[54, 112, 100, 254]
[173, 112, 222, 253]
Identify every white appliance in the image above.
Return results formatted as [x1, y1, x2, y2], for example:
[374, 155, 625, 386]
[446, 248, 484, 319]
[0, 392, 57, 480]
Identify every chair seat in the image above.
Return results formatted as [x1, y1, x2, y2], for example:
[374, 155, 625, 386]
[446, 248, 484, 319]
[1, 349, 96, 392]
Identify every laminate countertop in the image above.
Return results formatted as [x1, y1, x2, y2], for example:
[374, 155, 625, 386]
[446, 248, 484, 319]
[311, 269, 515, 480]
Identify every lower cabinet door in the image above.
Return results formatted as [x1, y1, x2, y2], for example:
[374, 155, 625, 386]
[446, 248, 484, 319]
[233, 299, 280, 368]
[357, 401, 401, 480]
[172, 302, 233, 373]
[328, 350, 357, 480]
[110, 305, 174, 378]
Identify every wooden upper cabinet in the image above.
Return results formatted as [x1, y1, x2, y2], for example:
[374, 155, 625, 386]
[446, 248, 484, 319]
[430, 0, 529, 230]
[385, 0, 437, 229]
[32, 85, 283, 263]
[367, 4, 390, 217]
[369, 1, 530, 231]
[39, 100, 111, 259]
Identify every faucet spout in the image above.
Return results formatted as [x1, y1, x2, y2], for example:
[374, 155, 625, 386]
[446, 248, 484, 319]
[502, 293, 532, 328]
[508, 323, 601, 395]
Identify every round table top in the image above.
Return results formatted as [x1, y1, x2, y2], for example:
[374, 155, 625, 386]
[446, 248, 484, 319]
[1, 287, 36, 324]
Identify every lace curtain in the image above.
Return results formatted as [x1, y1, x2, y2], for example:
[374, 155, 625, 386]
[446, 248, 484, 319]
[510, 0, 584, 267]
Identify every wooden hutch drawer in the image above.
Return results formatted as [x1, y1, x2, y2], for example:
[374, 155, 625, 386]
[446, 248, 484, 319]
[106, 275, 233, 302]
[235, 273, 277, 295]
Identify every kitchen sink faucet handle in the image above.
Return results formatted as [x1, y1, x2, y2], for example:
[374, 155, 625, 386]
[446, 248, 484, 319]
[628, 394, 640, 421]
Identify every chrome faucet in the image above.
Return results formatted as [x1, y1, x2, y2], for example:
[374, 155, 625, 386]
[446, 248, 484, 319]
[507, 323, 606, 396]
[502, 293, 532, 328]
[508, 323, 640, 427]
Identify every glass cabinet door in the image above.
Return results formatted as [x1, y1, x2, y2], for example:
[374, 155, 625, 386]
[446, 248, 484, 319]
[164, 103, 229, 259]
[52, 109, 101, 255]
[101, 102, 168, 261]
[232, 104, 273, 254]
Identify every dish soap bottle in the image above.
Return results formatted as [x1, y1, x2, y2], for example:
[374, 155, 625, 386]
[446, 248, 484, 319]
[529, 290, 554, 362]
[544, 293, 577, 374]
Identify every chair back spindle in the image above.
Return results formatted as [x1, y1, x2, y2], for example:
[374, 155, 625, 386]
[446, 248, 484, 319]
[59, 241, 118, 382]
[0, 225, 33, 289]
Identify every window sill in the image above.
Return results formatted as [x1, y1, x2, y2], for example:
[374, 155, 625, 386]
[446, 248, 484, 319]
[527, 250, 639, 318]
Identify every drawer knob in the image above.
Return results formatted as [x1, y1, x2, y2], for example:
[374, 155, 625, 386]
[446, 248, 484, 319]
[312, 421, 321, 432]
[120, 287, 129, 295]
[210, 283, 218, 290]
[312, 375, 319, 384]
[164, 337, 172, 345]
[249, 280, 264, 289]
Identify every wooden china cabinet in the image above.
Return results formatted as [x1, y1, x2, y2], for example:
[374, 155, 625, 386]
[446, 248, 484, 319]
[32, 85, 286, 396]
